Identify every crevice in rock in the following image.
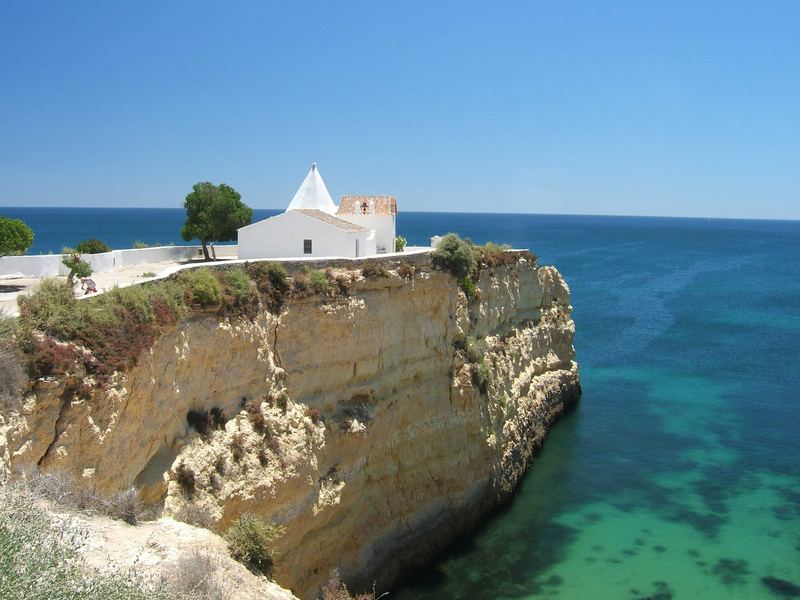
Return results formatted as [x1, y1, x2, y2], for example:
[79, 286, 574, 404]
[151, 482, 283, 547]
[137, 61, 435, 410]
[36, 385, 72, 468]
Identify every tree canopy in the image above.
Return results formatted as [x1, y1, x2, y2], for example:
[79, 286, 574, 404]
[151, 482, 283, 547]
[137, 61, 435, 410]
[61, 249, 93, 284]
[180, 182, 252, 260]
[0, 216, 34, 257]
[75, 239, 111, 254]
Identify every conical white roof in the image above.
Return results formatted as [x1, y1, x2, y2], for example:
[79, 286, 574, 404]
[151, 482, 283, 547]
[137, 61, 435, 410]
[286, 163, 337, 214]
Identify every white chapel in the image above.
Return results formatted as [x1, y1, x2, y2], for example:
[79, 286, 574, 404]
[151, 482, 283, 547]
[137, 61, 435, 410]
[237, 164, 397, 260]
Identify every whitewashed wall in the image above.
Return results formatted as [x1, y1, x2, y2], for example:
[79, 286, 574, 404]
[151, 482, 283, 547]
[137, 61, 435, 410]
[238, 212, 373, 259]
[339, 214, 395, 253]
[0, 245, 236, 278]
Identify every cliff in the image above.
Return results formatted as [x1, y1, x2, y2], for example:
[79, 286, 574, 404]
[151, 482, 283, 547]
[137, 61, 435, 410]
[0, 254, 579, 598]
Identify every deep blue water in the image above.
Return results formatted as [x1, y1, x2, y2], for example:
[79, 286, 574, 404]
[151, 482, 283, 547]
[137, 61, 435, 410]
[3, 207, 799, 598]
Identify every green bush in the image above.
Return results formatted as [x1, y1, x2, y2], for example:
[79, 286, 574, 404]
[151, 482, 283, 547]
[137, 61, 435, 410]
[132, 240, 149, 249]
[182, 268, 222, 307]
[395, 236, 407, 253]
[472, 359, 492, 394]
[265, 262, 289, 291]
[16, 279, 80, 338]
[459, 275, 476, 300]
[224, 268, 254, 301]
[17, 278, 186, 379]
[0, 309, 16, 340]
[431, 233, 476, 278]
[75, 239, 111, 254]
[308, 270, 330, 295]
[225, 513, 283, 576]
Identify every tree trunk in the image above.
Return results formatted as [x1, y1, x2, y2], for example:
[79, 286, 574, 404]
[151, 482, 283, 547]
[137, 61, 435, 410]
[210, 244, 217, 260]
[201, 241, 211, 261]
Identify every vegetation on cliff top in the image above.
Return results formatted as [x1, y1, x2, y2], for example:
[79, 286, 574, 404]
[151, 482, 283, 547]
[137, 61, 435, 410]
[432, 233, 535, 300]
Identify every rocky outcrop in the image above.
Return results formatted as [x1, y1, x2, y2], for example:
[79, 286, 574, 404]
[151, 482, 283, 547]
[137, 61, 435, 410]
[0, 255, 579, 598]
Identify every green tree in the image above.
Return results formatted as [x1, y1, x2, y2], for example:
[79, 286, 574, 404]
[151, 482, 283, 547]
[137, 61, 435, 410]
[61, 249, 92, 285]
[180, 182, 252, 261]
[75, 239, 111, 254]
[0, 216, 34, 257]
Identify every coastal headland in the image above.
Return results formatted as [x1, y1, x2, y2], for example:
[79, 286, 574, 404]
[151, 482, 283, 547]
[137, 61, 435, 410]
[0, 247, 579, 598]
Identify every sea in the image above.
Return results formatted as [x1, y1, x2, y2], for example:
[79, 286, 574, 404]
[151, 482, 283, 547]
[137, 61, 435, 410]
[3, 207, 799, 599]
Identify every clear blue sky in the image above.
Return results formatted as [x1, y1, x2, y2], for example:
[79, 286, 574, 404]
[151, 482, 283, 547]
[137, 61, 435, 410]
[1, 1, 798, 218]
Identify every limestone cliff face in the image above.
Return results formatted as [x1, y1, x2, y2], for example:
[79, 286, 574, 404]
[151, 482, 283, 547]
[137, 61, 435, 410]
[0, 256, 579, 598]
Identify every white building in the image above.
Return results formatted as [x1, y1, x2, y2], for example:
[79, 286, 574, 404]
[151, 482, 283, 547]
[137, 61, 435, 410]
[238, 164, 397, 260]
[336, 195, 397, 254]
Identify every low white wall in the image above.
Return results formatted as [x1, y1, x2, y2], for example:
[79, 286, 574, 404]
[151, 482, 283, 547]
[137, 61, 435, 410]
[0, 245, 236, 278]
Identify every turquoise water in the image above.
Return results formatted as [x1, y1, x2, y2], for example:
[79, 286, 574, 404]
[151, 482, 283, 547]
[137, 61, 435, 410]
[3, 207, 798, 598]
[390, 216, 800, 599]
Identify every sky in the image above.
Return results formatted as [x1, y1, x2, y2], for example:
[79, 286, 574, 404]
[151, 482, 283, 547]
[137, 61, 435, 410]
[0, 1, 798, 219]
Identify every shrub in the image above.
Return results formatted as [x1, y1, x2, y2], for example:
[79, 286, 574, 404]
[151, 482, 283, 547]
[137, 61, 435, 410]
[224, 268, 254, 301]
[472, 359, 492, 394]
[247, 262, 291, 313]
[16, 278, 187, 380]
[225, 513, 283, 576]
[0, 309, 15, 339]
[292, 273, 308, 293]
[0, 344, 26, 412]
[24, 336, 81, 379]
[16, 279, 77, 336]
[140, 271, 156, 278]
[162, 550, 231, 599]
[275, 390, 289, 413]
[361, 264, 389, 279]
[182, 268, 222, 307]
[397, 263, 415, 280]
[459, 275, 476, 300]
[395, 236, 407, 253]
[265, 262, 289, 291]
[175, 462, 196, 496]
[75, 239, 111, 254]
[105, 487, 144, 525]
[334, 274, 352, 295]
[187, 409, 213, 438]
[321, 569, 377, 600]
[454, 335, 481, 363]
[132, 240, 149, 249]
[431, 233, 476, 278]
[210, 406, 227, 429]
[308, 270, 330, 295]
[305, 407, 320, 424]
[230, 434, 245, 462]
[246, 399, 269, 435]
